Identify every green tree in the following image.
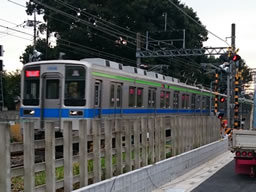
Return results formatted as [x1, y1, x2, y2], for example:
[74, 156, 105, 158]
[20, 39, 59, 64]
[2, 70, 21, 110]
[25, 0, 207, 60]
[24, 0, 229, 87]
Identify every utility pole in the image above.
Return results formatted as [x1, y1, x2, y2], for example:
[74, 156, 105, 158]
[0, 45, 4, 111]
[33, 10, 37, 49]
[136, 33, 141, 68]
[226, 23, 236, 128]
[163, 12, 167, 32]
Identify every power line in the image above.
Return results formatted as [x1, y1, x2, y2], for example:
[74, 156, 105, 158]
[0, 31, 32, 41]
[7, 0, 26, 8]
[58, 41, 136, 65]
[32, 0, 139, 47]
[0, 24, 33, 37]
[168, 0, 229, 46]
[55, 0, 138, 37]
[31, 0, 209, 72]
[0, 18, 19, 26]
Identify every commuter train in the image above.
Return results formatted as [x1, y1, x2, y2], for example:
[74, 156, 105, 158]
[20, 58, 253, 130]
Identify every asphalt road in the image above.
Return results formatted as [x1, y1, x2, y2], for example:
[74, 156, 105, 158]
[192, 160, 256, 192]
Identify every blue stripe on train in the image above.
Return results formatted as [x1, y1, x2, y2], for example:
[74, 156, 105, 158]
[20, 108, 209, 118]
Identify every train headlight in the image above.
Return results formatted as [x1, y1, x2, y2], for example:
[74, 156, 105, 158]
[24, 109, 35, 115]
[69, 110, 83, 116]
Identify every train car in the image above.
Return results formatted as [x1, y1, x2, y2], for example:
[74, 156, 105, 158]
[19, 58, 239, 130]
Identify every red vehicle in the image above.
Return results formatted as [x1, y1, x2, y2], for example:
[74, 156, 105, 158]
[232, 129, 256, 177]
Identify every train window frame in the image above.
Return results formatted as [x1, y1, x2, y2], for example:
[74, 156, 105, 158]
[64, 66, 86, 106]
[148, 88, 156, 108]
[110, 84, 115, 107]
[181, 94, 189, 109]
[116, 84, 122, 108]
[202, 96, 206, 110]
[128, 86, 136, 107]
[196, 95, 201, 110]
[23, 66, 40, 106]
[137, 87, 144, 107]
[94, 81, 101, 107]
[206, 96, 210, 110]
[165, 91, 170, 108]
[160, 91, 165, 108]
[173, 91, 179, 109]
[191, 94, 196, 110]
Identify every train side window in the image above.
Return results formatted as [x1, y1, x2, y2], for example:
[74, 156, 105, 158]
[148, 88, 156, 108]
[191, 94, 196, 110]
[137, 88, 143, 107]
[152, 89, 156, 108]
[160, 91, 165, 108]
[182, 94, 186, 109]
[206, 96, 210, 110]
[110, 84, 115, 107]
[129, 87, 136, 107]
[166, 91, 170, 108]
[116, 85, 122, 107]
[173, 91, 179, 109]
[94, 82, 101, 107]
[202, 96, 206, 109]
[185, 94, 189, 109]
[196, 95, 201, 109]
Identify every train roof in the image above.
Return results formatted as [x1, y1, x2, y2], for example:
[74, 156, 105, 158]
[23, 58, 231, 97]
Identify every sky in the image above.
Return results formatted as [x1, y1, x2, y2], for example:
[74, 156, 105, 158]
[0, 0, 256, 72]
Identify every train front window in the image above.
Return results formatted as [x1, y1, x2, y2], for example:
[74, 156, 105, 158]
[23, 67, 40, 106]
[64, 66, 86, 106]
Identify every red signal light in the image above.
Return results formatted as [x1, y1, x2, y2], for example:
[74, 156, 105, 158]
[232, 54, 241, 61]
[220, 97, 225, 103]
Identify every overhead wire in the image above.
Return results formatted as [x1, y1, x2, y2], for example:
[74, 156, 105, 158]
[47, 14, 136, 51]
[32, 0, 139, 47]
[0, 31, 32, 41]
[29, 0, 211, 75]
[0, 24, 33, 37]
[58, 38, 136, 65]
[168, 0, 230, 46]
[54, 0, 140, 37]
[58, 41, 136, 65]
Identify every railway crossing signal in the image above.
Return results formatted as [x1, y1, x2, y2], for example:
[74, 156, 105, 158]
[214, 72, 219, 114]
[220, 97, 225, 103]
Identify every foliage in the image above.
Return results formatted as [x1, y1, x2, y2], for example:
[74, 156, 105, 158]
[22, 0, 214, 84]
[2, 70, 21, 110]
[22, 0, 252, 89]
[20, 39, 59, 64]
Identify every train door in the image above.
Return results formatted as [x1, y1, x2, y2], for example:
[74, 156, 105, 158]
[94, 80, 102, 117]
[148, 88, 156, 114]
[109, 82, 122, 117]
[41, 73, 62, 128]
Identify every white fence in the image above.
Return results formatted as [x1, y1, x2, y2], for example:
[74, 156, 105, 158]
[0, 115, 220, 192]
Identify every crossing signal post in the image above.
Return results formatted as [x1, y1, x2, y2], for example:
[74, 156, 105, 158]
[214, 72, 219, 114]
[233, 53, 241, 128]
[0, 45, 3, 111]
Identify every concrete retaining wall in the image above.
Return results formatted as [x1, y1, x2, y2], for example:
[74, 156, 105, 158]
[73, 138, 228, 192]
